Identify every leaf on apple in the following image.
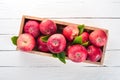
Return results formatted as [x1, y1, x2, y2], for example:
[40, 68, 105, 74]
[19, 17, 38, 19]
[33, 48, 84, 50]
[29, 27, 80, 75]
[41, 36, 49, 42]
[52, 52, 66, 64]
[73, 36, 89, 46]
[78, 24, 85, 34]
[82, 41, 89, 47]
[11, 36, 18, 45]
[72, 36, 82, 44]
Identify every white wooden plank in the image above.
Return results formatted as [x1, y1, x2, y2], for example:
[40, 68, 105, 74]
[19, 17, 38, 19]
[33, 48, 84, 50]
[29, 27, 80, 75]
[0, 0, 120, 79]
[0, 66, 120, 80]
[0, 35, 16, 50]
[0, 0, 120, 18]
[0, 19, 120, 50]
[0, 51, 119, 66]
[104, 50, 120, 66]
[0, 19, 20, 35]
[0, 51, 99, 67]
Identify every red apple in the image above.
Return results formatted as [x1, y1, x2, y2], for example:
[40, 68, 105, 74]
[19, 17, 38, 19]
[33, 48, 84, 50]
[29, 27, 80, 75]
[89, 29, 107, 47]
[24, 20, 40, 38]
[63, 25, 79, 41]
[80, 32, 89, 43]
[68, 45, 87, 62]
[87, 45, 102, 62]
[37, 36, 49, 52]
[39, 19, 57, 35]
[17, 33, 35, 51]
[47, 34, 66, 53]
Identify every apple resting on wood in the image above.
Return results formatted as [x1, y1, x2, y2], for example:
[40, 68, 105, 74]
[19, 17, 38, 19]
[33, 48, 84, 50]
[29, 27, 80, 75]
[39, 19, 57, 35]
[24, 20, 40, 38]
[47, 34, 66, 53]
[89, 29, 107, 47]
[63, 25, 79, 41]
[87, 45, 102, 62]
[37, 36, 49, 52]
[17, 33, 35, 51]
[68, 45, 87, 62]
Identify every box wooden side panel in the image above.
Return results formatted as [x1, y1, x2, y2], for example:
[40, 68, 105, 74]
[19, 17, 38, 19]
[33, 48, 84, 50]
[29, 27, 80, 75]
[23, 15, 108, 31]
[23, 15, 45, 21]
[100, 30, 109, 65]
[19, 16, 25, 36]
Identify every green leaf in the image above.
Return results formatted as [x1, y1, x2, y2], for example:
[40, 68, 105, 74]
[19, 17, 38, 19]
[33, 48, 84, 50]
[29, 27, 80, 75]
[11, 36, 18, 45]
[78, 24, 85, 34]
[52, 52, 66, 64]
[57, 52, 66, 64]
[52, 54, 57, 58]
[82, 41, 89, 47]
[72, 36, 82, 44]
[41, 36, 49, 42]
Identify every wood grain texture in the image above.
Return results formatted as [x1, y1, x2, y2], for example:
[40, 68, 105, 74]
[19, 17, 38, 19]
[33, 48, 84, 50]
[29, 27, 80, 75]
[0, 0, 120, 18]
[0, 0, 120, 79]
[0, 66, 120, 80]
[0, 50, 120, 66]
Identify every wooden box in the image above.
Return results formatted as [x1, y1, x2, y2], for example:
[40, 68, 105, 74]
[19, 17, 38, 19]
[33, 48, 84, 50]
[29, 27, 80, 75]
[17, 15, 108, 65]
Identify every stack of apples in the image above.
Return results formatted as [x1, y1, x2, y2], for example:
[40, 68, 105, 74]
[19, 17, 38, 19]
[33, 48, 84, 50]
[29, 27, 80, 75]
[16, 19, 107, 63]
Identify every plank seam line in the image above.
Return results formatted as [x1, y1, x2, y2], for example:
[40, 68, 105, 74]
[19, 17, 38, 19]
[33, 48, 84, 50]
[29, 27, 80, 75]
[0, 66, 119, 68]
[0, 17, 120, 20]
[0, 34, 16, 35]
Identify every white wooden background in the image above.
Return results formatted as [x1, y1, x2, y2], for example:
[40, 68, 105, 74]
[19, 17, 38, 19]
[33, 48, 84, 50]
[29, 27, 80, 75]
[0, 0, 120, 80]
